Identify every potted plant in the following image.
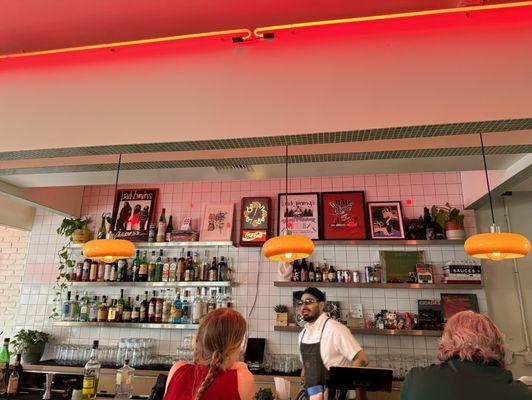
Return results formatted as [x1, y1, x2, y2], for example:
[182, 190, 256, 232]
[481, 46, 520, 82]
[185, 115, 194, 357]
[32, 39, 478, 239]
[274, 304, 289, 327]
[11, 330, 50, 364]
[57, 216, 91, 244]
[432, 203, 466, 240]
[255, 388, 274, 400]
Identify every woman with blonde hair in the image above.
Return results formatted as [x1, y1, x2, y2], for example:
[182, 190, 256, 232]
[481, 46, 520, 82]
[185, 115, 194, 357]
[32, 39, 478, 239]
[401, 311, 532, 400]
[164, 308, 255, 400]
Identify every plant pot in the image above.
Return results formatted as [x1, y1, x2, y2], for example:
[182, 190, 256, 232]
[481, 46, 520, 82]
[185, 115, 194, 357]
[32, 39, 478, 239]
[445, 221, 461, 231]
[22, 342, 46, 364]
[446, 229, 466, 240]
[72, 228, 90, 244]
[275, 313, 288, 326]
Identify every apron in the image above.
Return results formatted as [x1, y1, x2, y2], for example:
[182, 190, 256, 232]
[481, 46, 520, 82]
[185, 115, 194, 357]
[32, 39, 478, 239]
[299, 318, 330, 390]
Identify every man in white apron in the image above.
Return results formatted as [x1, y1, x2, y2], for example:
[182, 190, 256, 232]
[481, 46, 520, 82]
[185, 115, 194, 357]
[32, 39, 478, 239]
[297, 287, 368, 400]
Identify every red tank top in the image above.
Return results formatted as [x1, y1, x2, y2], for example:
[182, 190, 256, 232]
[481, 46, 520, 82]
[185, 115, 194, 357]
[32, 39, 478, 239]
[164, 363, 240, 400]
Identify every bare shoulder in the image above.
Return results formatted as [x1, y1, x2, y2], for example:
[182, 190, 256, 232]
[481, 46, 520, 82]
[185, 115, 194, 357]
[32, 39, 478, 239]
[236, 364, 256, 400]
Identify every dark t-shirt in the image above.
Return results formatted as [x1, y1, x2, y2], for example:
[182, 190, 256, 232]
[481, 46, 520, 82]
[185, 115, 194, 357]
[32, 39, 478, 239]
[401, 360, 532, 400]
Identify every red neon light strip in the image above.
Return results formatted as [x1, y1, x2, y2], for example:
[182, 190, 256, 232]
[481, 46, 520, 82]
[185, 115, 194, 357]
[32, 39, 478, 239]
[0, 28, 252, 60]
[254, 1, 532, 37]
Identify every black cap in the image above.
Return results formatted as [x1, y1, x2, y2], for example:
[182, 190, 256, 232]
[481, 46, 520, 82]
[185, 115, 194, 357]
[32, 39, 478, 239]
[295, 287, 326, 302]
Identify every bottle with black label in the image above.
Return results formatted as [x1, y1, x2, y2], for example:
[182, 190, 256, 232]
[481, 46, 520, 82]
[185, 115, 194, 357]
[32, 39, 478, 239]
[328, 265, 337, 282]
[140, 292, 149, 323]
[300, 259, 309, 282]
[292, 260, 301, 282]
[131, 295, 140, 323]
[148, 291, 157, 323]
[122, 297, 132, 322]
[184, 252, 195, 282]
[308, 262, 316, 282]
[138, 251, 148, 282]
[208, 257, 218, 282]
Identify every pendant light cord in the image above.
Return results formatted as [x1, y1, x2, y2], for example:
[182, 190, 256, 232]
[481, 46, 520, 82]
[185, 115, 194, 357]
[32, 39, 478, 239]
[114, 153, 122, 195]
[285, 145, 289, 233]
[479, 133, 496, 224]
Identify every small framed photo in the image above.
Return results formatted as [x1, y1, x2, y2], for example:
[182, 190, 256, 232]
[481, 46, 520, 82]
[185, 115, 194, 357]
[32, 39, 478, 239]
[112, 188, 158, 242]
[367, 201, 405, 239]
[321, 191, 367, 240]
[240, 197, 272, 247]
[199, 203, 235, 242]
[277, 192, 320, 240]
[440, 293, 479, 322]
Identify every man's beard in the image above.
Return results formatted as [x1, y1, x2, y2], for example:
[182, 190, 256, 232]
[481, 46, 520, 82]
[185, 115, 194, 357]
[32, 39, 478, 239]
[302, 311, 319, 322]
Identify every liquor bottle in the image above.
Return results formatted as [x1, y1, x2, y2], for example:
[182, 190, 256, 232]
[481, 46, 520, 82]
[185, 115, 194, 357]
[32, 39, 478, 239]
[104, 263, 112, 282]
[300, 259, 309, 282]
[97, 297, 108, 322]
[176, 249, 186, 282]
[170, 289, 183, 324]
[97, 262, 105, 282]
[116, 289, 126, 322]
[201, 288, 209, 318]
[162, 257, 170, 282]
[122, 297, 132, 323]
[184, 252, 195, 282]
[162, 289, 172, 323]
[148, 291, 157, 323]
[89, 261, 98, 282]
[82, 340, 101, 400]
[192, 288, 203, 324]
[165, 216, 173, 242]
[132, 250, 141, 282]
[169, 257, 177, 282]
[140, 292, 149, 323]
[292, 260, 301, 282]
[115, 358, 134, 399]
[70, 293, 81, 322]
[156, 208, 167, 242]
[207, 290, 217, 313]
[155, 293, 164, 323]
[201, 251, 209, 281]
[322, 259, 330, 282]
[74, 261, 83, 282]
[181, 291, 191, 324]
[192, 252, 201, 281]
[81, 258, 91, 282]
[0, 338, 10, 395]
[138, 251, 148, 282]
[6, 353, 21, 395]
[89, 296, 99, 322]
[221, 288, 232, 308]
[148, 251, 157, 282]
[315, 264, 323, 282]
[108, 300, 117, 322]
[117, 259, 127, 282]
[208, 257, 218, 282]
[62, 291, 72, 321]
[328, 265, 337, 282]
[308, 262, 316, 282]
[80, 291, 90, 322]
[110, 263, 118, 282]
[217, 256, 229, 281]
[155, 250, 164, 282]
[131, 295, 140, 323]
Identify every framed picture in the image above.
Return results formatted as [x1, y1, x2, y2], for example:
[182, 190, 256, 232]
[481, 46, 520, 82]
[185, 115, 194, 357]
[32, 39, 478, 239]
[321, 191, 367, 240]
[440, 293, 479, 322]
[199, 203, 235, 242]
[367, 201, 405, 239]
[240, 197, 272, 247]
[277, 192, 320, 240]
[111, 188, 157, 242]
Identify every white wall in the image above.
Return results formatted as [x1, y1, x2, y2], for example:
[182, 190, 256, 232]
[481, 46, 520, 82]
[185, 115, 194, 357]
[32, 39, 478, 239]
[0, 7, 531, 151]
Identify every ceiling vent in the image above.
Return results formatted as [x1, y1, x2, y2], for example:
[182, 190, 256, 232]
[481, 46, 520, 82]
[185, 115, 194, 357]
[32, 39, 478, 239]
[213, 164, 255, 172]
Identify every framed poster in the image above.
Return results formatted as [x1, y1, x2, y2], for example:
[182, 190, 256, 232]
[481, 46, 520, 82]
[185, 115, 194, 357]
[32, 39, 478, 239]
[367, 201, 405, 239]
[321, 191, 367, 240]
[199, 203, 235, 242]
[111, 188, 157, 242]
[240, 197, 272, 247]
[440, 293, 479, 322]
[277, 192, 320, 240]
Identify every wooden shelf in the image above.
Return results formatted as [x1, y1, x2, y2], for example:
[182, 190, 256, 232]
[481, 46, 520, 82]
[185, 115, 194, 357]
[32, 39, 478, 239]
[53, 321, 199, 330]
[312, 239, 465, 246]
[274, 281, 482, 289]
[69, 241, 234, 249]
[69, 281, 234, 288]
[274, 325, 443, 337]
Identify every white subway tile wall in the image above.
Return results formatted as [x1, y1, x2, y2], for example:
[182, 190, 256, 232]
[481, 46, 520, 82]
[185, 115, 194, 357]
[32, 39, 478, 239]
[11, 172, 485, 361]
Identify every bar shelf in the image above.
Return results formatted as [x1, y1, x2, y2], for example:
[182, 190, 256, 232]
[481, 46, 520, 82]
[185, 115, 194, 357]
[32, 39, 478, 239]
[273, 282, 482, 289]
[312, 239, 465, 246]
[274, 325, 443, 337]
[68, 281, 234, 288]
[53, 321, 199, 330]
[69, 241, 234, 249]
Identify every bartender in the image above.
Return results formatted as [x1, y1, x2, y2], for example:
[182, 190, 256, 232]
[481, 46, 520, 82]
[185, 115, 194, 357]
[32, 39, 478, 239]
[297, 287, 368, 400]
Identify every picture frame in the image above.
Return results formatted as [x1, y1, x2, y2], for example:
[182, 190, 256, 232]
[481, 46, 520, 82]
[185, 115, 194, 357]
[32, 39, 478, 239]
[321, 191, 367, 240]
[277, 192, 320, 240]
[440, 293, 479, 322]
[240, 197, 272, 247]
[367, 201, 406, 239]
[199, 203, 235, 242]
[111, 188, 157, 242]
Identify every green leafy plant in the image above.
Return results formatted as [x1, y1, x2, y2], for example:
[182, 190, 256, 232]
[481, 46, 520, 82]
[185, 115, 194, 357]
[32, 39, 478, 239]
[11, 330, 50, 354]
[431, 203, 464, 230]
[56, 217, 91, 238]
[255, 388, 274, 400]
[274, 304, 288, 313]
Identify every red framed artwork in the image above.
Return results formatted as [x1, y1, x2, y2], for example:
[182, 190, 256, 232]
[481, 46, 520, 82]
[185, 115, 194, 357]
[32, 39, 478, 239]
[320, 191, 367, 240]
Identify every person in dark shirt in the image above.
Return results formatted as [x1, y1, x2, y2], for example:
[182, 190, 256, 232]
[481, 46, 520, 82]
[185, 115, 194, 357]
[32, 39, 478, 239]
[401, 311, 532, 400]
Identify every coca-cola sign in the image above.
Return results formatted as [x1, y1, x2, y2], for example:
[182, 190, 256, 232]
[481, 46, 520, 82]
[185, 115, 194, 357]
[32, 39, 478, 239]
[242, 230, 267, 242]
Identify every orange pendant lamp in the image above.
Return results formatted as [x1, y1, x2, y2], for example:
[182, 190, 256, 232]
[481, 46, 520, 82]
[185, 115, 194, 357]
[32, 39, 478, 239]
[83, 154, 136, 262]
[464, 133, 530, 260]
[262, 145, 314, 262]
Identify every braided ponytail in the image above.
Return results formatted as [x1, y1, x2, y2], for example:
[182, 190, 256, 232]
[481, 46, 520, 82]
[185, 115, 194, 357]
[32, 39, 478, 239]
[194, 351, 225, 400]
